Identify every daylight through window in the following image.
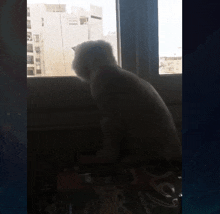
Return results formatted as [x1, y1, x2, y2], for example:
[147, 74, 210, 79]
[158, 0, 182, 74]
[27, 0, 118, 77]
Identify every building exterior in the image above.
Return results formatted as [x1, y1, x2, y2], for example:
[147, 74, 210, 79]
[159, 56, 182, 74]
[103, 31, 118, 63]
[27, 6, 35, 76]
[27, 4, 103, 77]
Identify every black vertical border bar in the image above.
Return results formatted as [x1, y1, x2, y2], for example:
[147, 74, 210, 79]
[183, 0, 220, 213]
[0, 0, 27, 213]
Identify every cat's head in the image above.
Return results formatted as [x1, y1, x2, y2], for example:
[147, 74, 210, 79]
[72, 40, 117, 83]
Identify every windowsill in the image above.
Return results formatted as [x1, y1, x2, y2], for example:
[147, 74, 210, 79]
[27, 73, 181, 130]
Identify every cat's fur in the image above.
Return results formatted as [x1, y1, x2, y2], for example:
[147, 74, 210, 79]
[72, 40, 182, 164]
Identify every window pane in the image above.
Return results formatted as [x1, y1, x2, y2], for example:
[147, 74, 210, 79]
[36, 58, 40, 62]
[80, 17, 88, 25]
[158, 0, 182, 74]
[34, 34, 40, 42]
[27, 7, 30, 16]
[36, 69, 42, 74]
[35, 47, 40, 53]
[27, 20, 31, 29]
[27, 67, 35, 75]
[27, 32, 32, 41]
[27, 44, 33, 52]
[27, 0, 118, 77]
[27, 55, 34, 64]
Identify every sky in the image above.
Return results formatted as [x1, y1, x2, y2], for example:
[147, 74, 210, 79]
[27, 0, 182, 57]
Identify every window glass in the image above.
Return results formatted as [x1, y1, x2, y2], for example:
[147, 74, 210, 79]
[27, 20, 31, 29]
[27, 0, 118, 77]
[36, 69, 42, 74]
[27, 7, 30, 16]
[80, 17, 88, 25]
[27, 44, 33, 52]
[69, 18, 78, 25]
[27, 32, 32, 41]
[35, 47, 40, 53]
[158, 0, 182, 74]
[34, 34, 40, 42]
[27, 55, 34, 64]
[27, 67, 35, 75]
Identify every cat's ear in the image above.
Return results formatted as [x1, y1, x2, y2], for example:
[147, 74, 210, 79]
[72, 46, 76, 51]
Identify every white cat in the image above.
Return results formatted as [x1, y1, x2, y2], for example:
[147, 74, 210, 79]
[72, 40, 182, 165]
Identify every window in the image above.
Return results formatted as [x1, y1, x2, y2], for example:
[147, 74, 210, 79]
[26, 0, 181, 79]
[34, 35, 40, 42]
[27, 32, 32, 41]
[91, 15, 102, 20]
[69, 19, 78, 25]
[80, 17, 88, 25]
[27, 0, 118, 77]
[35, 47, 40, 53]
[158, 0, 182, 74]
[36, 69, 42, 74]
[36, 58, 40, 62]
[27, 20, 31, 29]
[27, 67, 34, 75]
[27, 44, 33, 52]
[45, 4, 66, 12]
[27, 55, 34, 64]
[27, 7, 30, 16]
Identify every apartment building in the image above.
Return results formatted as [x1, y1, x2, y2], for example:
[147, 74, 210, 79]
[159, 56, 182, 74]
[103, 31, 118, 63]
[27, 4, 103, 77]
[27, 6, 35, 76]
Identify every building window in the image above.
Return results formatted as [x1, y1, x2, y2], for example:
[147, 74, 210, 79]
[27, 44, 33, 52]
[35, 47, 40, 53]
[169, 67, 174, 71]
[27, 20, 31, 29]
[45, 4, 66, 12]
[27, 67, 34, 75]
[36, 58, 40, 62]
[36, 69, 42, 74]
[27, 55, 34, 64]
[91, 15, 102, 20]
[80, 17, 88, 25]
[27, 7, 30, 17]
[27, 32, 32, 41]
[34, 35, 40, 42]
[69, 19, 77, 25]
[42, 18, 44, 26]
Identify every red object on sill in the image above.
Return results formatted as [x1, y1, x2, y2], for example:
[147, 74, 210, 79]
[57, 171, 84, 191]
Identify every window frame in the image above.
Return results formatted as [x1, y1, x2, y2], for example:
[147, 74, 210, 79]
[118, 0, 182, 84]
